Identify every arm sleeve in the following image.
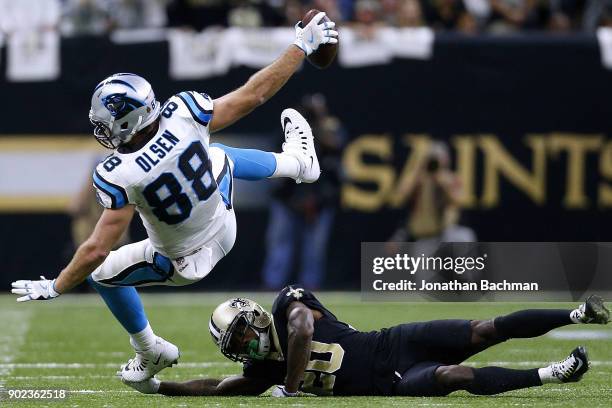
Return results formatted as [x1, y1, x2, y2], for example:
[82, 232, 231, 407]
[92, 168, 130, 210]
[174, 91, 214, 133]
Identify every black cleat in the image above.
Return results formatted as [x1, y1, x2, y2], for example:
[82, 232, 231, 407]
[550, 346, 590, 383]
[572, 295, 610, 324]
[583, 295, 610, 324]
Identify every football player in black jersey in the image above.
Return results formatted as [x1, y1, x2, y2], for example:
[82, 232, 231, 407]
[122, 286, 609, 397]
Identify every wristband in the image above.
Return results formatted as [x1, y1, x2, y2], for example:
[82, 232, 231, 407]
[281, 386, 299, 397]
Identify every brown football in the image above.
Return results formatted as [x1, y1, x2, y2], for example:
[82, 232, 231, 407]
[302, 9, 338, 69]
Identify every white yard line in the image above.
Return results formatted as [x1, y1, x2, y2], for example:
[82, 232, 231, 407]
[3, 360, 612, 371]
[465, 361, 612, 366]
[547, 330, 612, 340]
[0, 309, 32, 390]
[0, 361, 234, 369]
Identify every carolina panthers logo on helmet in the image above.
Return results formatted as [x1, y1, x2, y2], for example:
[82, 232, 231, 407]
[229, 298, 250, 309]
[102, 93, 144, 119]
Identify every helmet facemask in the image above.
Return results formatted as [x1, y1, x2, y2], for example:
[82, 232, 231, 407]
[220, 310, 272, 362]
[90, 113, 119, 149]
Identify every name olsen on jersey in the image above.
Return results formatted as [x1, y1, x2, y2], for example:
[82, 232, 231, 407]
[372, 279, 539, 291]
[135, 130, 180, 173]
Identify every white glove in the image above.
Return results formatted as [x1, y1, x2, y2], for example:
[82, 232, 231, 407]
[271, 385, 300, 397]
[119, 373, 161, 394]
[293, 12, 338, 56]
[11, 276, 60, 302]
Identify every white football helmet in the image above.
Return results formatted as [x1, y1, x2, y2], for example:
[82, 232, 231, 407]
[89, 73, 161, 149]
[209, 298, 273, 362]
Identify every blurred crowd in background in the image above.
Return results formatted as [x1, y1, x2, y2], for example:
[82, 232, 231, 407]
[2, 0, 612, 36]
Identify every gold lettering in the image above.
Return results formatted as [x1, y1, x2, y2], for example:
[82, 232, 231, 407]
[480, 135, 546, 207]
[599, 141, 612, 207]
[341, 135, 394, 211]
[452, 136, 477, 208]
[548, 134, 602, 208]
[389, 135, 431, 208]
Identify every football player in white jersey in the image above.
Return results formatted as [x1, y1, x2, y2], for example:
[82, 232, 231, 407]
[11, 13, 338, 383]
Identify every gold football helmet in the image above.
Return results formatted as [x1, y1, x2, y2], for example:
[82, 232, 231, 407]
[209, 298, 273, 362]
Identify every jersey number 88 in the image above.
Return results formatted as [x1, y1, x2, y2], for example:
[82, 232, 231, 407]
[143, 141, 215, 225]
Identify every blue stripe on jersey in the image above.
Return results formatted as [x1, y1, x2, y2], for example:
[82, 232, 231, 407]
[96, 253, 174, 287]
[177, 91, 213, 126]
[93, 170, 128, 209]
[216, 156, 233, 209]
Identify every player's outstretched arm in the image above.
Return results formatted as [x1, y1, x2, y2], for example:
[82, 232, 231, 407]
[124, 375, 273, 396]
[283, 301, 315, 394]
[11, 206, 135, 302]
[209, 12, 337, 133]
[54, 206, 135, 293]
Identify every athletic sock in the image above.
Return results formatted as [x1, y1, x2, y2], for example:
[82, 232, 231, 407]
[129, 323, 157, 351]
[467, 367, 542, 395]
[270, 152, 300, 179]
[569, 307, 585, 324]
[493, 309, 573, 339]
[537, 365, 561, 384]
[88, 277, 148, 334]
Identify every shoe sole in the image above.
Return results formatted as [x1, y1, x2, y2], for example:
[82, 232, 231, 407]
[280, 111, 319, 184]
[568, 346, 589, 382]
[586, 295, 610, 324]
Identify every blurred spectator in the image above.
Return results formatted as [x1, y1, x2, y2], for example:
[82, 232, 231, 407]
[0, 0, 60, 33]
[487, 0, 539, 33]
[283, 0, 305, 26]
[387, 141, 476, 253]
[0, 1, 602, 43]
[354, 0, 382, 25]
[423, 0, 478, 33]
[261, 94, 346, 290]
[396, 0, 426, 27]
[312, 0, 344, 24]
[228, 0, 264, 27]
[351, 0, 384, 38]
[109, 0, 169, 29]
[62, 0, 112, 36]
[583, 0, 612, 31]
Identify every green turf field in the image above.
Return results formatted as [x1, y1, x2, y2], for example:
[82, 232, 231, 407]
[0, 293, 610, 407]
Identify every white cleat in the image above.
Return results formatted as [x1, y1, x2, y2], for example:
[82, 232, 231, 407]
[120, 336, 180, 382]
[280, 108, 320, 184]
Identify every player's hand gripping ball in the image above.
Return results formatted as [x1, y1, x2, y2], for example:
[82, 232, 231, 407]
[293, 10, 339, 68]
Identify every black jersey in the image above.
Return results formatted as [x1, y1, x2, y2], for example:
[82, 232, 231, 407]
[242, 285, 397, 396]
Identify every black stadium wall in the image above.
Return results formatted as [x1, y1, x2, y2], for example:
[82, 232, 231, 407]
[1, 33, 612, 290]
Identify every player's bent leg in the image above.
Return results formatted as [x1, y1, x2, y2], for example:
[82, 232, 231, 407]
[462, 366, 542, 395]
[393, 362, 454, 396]
[209, 108, 321, 184]
[91, 239, 176, 287]
[470, 297, 609, 352]
[395, 362, 542, 396]
[427, 346, 590, 396]
[90, 240, 180, 382]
